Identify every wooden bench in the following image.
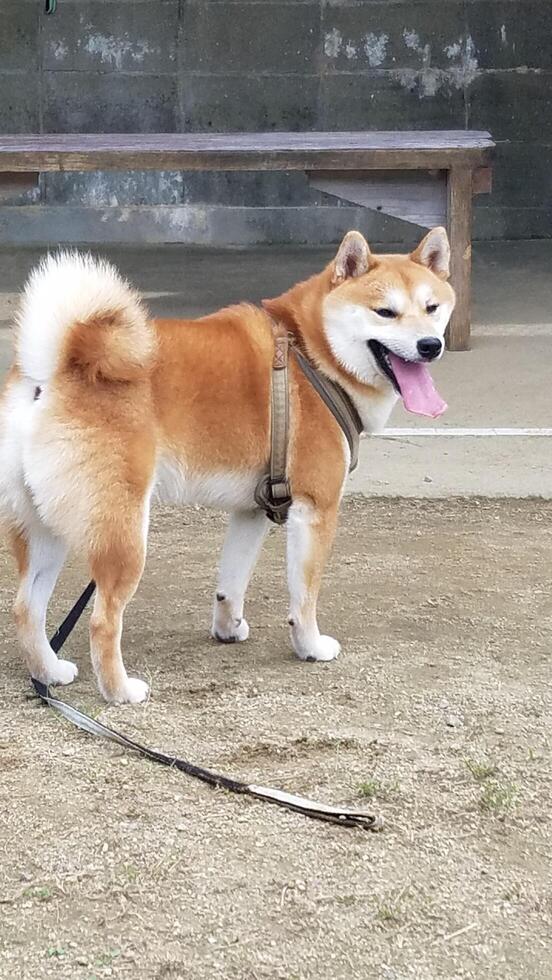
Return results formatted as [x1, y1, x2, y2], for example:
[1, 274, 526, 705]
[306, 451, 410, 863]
[0, 131, 494, 350]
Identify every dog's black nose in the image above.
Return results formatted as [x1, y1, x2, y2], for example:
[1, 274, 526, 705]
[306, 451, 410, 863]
[417, 337, 442, 361]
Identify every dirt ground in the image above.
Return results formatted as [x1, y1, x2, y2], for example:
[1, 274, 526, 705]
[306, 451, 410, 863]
[1, 497, 551, 980]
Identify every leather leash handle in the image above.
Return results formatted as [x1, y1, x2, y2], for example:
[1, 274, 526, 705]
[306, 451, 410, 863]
[30, 580, 384, 831]
[32, 679, 383, 830]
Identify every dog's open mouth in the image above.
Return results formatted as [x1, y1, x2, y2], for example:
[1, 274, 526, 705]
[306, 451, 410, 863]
[368, 340, 447, 419]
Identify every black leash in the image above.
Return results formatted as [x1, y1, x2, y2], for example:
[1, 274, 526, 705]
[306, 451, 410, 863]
[49, 580, 96, 654]
[32, 582, 383, 831]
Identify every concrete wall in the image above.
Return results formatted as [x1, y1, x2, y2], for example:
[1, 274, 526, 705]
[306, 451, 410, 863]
[0, 0, 550, 245]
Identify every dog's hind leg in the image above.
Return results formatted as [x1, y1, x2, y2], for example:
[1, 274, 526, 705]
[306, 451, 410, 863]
[10, 523, 76, 686]
[211, 509, 269, 643]
[286, 500, 340, 663]
[88, 499, 150, 704]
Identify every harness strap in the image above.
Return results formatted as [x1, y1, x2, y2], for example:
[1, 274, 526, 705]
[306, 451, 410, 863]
[292, 346, 363, 472]
[254, 329, 292, 525]
[254, 326, 364, 524]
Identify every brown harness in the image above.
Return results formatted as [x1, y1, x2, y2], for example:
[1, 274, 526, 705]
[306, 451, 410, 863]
[254, 327, 364, 525]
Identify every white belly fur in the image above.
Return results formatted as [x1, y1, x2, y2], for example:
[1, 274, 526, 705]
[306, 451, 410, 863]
[153, 454, 260, 511]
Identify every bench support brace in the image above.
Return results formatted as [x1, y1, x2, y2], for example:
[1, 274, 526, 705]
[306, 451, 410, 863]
[446, 167, 473, 351]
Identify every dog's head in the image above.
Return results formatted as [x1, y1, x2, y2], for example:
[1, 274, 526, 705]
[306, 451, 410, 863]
[322, 228, 455, 418]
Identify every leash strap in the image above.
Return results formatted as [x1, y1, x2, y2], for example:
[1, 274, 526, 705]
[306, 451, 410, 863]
[32, 583, 382, 831]
[50, 580, 96, 653]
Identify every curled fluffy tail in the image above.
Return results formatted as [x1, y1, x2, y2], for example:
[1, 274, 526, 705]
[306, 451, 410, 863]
[15, 251, 155, 384]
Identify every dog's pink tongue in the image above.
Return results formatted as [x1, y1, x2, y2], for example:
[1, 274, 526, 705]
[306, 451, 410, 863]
[388, 353, 447, 419]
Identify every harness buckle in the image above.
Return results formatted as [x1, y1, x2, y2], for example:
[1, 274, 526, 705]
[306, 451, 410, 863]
[254, 474, 292, 525]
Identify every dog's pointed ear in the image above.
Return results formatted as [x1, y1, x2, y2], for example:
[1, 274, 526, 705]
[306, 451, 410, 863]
[411, 227, 450, 280]
[332, 231, 372, 284]
[262, 296, 284, 319]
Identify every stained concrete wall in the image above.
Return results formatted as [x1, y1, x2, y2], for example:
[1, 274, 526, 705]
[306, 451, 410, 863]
[0, 0, 550, 245]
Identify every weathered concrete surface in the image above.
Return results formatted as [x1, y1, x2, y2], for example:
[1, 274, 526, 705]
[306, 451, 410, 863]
[43, 72, 179, 134]
[42, 2, 179, 73]
[0, 0, 550, 243]
[351, 435, 551, 498]
[0, 205, 418, 247]
[0, 241, 550, 497]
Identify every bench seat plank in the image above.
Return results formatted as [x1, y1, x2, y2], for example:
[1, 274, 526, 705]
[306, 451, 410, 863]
[0, 131, 494, 173]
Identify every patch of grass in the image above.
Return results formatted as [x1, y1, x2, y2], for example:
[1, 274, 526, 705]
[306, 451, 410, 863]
[120, 863, 139, 884]
[94, 948, 121, 968]
[23, 885, 53, 903]
[464, 757, 497, 781]
[157, 967, 192, 980]
[480, 779, 518, 813]
[293, 735, 359, 752]
[46, 945, 65, 958]
[358, 778, 398, 801]
[358, 780, 378, 799]
[375, 886, 412, 927]
[503, 881, 523, 902]
[334, 894, 356, 908]
[377, 902, 401, 925]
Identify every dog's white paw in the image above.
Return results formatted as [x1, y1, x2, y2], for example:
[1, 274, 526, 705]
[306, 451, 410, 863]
[113, 677, 149, 705]
[294, 634, 341, 663]
[48, 659, 79, 686]
[212, 617, 250, 644]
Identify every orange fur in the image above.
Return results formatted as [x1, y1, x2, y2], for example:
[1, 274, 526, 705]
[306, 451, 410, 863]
[1, 230, 455, 700]
[151, 306, 273, 471]
[66, 312, 154, 384]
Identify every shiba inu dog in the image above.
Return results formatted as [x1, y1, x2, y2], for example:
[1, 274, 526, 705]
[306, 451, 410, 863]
[0, 228, 454, 703]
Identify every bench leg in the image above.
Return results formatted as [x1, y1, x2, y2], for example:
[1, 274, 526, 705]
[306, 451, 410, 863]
[446, 167, 473, 351]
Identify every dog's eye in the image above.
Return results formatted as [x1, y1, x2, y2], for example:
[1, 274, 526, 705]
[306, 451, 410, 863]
[374, 308, 397, 319]
[426, 303, 439, 314]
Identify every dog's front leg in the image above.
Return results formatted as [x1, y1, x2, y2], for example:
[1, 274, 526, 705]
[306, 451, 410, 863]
[286, 500, 340, 662]
[212, 509, 269, 644]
